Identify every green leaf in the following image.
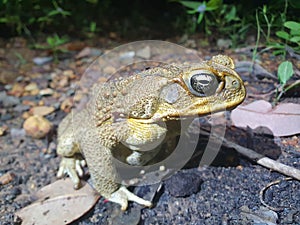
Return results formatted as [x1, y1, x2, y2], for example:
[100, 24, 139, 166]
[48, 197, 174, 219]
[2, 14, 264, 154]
[48, 10, 60, 17]
[284, 21, 300, 31]
[0, 18, 8, 23]
[90, 21, 97, 33]
[206, 0, 222, 10]
[277, 61, 294, 85]
[187, 9, 198, 14]
[178, 1, 202, 9]
[273, 49, 286, 55]
[290, 29, 300, 36]
[289, 36, 300, 44]
[86, 0, 98, 3]
[197, 12, 204, 24]
[225, 6, 237, 22]
[276, 31, 290, 41]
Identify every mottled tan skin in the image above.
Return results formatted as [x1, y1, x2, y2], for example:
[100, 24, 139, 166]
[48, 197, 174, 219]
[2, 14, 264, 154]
[56, 55, 246, 210]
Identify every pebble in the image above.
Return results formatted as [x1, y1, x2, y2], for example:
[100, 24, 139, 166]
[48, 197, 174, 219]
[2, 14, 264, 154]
[0, 125, 8, 136]
[1, 113, 12, 121]
[164, 170, 203, 197]
[30, 106, 55, 116]
[63, 69, 76, 79]
[66, 89, 75, 96]
[119, 51, 135, 60]
[14, 104, 30, 113]
[59, 76, 69, 87]
[0, 91, 20, 108]
[4, 84, 12, 90]
[10, 128, 26, 140]
[23, 115, 52, 139]
[24, 82, 39, 92]
[75, 47, 102, 59]
[103, 66, 117, 75]
[136, 46, 151, 59]
[39, 88, 54, 96]
[217, 38, 232, 49]
[9, 83, 25, 97]
[0, 172, 15, 185]
[33, 56, 53, 65]
[60, 98, 73, 112]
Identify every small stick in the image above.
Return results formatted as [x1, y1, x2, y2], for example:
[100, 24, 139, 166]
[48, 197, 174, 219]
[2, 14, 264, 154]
[259, 177, 293, 211]
[200, 130, 300, 181]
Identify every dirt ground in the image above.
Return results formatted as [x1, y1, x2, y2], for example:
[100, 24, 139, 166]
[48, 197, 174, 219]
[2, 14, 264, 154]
[0, 37, 299, 225]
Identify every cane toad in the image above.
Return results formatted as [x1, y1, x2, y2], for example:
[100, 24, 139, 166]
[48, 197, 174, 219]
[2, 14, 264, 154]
[56, 55, 246, 210]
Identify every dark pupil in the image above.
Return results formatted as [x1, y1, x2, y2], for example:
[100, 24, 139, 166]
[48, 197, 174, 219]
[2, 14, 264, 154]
[190, 73, 218, 96]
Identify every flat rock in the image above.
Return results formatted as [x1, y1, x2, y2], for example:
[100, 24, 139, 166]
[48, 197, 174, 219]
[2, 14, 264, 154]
[164, 170, 203, 197]
[0, 91, 20, 107]
[30, 106, 55, 116]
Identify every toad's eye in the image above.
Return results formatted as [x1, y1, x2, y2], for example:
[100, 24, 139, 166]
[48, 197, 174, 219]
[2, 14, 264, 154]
[187, 70, 219, 97]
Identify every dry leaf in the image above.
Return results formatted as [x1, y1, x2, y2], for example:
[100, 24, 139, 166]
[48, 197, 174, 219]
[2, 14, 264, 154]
[231, 100, 300, 136]
[15, 179, 100, 225]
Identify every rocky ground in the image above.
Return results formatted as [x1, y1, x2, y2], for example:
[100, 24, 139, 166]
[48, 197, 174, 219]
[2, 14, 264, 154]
[0, 37, 299, 225]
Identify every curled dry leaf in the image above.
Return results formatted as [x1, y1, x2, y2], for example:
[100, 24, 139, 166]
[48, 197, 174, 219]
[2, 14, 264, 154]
[15, 179, 100, 225]
[231, 100, 300, 136]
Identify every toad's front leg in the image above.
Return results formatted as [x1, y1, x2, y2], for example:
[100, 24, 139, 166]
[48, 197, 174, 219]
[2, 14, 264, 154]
[56, 129, 86, 189]
[109, 186, 152, 211]
[82, 129, 152, 211]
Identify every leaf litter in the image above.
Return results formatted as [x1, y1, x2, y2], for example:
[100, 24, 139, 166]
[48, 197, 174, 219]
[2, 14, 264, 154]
[15, 179, 100, 225]
[231, 100, 300, 136]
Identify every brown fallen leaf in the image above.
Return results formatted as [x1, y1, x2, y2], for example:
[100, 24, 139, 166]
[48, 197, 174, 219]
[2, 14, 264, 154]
[15, 179, 100, 225]
[231, 100, 300, 136]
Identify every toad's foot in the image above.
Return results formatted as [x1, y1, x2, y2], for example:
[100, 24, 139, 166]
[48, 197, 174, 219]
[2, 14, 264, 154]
[108, 186, 152, 211]
[57, 157, 86, 189]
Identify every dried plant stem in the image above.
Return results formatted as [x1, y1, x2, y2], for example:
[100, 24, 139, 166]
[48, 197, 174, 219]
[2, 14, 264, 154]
[200, 130, 300, 181]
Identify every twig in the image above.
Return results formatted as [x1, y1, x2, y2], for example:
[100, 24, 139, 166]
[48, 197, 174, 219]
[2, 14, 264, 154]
[259, 177, 293, 211]
[200, 130, 300, 181]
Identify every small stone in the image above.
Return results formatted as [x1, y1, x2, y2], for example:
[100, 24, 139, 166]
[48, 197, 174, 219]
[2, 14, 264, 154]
[103, 66, 116, 75]
[14, 104, 30, 113]
[217, 38, 232, 49]
[136, 46, 151, 59]
[59, 76, 69, 87]
[1, 113, 12, 121]
[10, 128, 26, 140]
[33, 56, 53, 65]
[61, 98, 73, 113]
[4, 84, 12, 90]
[66, 89, 75, 96]
[22, 111, 31, 119]
[0, 91, 21, 108]
[0, 125, 8, 136]
[164, 170, 203, 197]
[63, 70, 75, 78]
[30, 106, 55, 116]
[76, 47, 102, 59]
[159, 165, 166, 171]
[120, 51, 135, 60]
[0, 172, 15, 185]
[23, 115, 52, 139]
[39, 88, 54, 96]
[8, 83, 25, 97]
[24, 82, 38, 92]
